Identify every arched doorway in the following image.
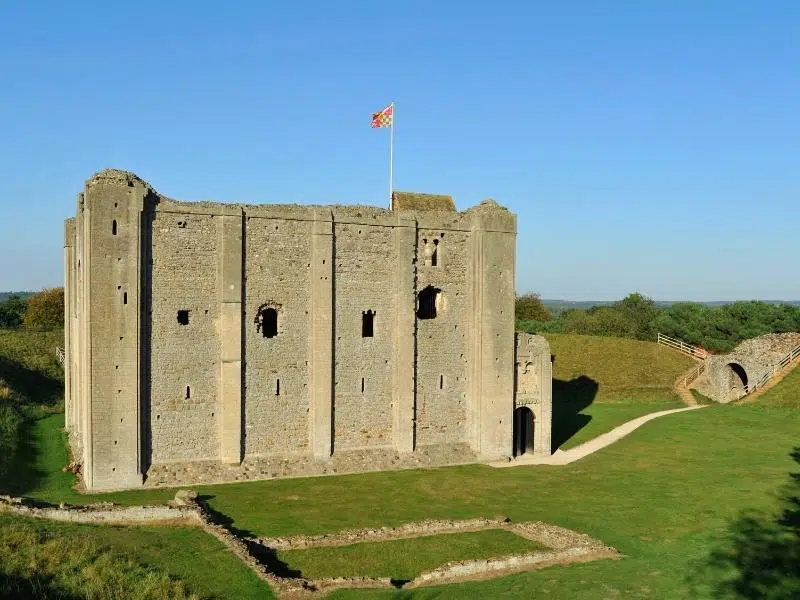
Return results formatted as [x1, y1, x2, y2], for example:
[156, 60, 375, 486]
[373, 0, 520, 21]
[513, 407, 535, 457]
[725, 362, 748, 401]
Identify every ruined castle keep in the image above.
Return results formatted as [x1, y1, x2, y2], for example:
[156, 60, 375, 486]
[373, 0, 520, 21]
[63, 169, 552, 491]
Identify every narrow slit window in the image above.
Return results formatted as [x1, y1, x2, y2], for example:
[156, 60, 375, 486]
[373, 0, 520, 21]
[112, 220, 118, 235]
[361, 377, 365, 393]
[177, 310, 190, 325]
[362, 310, 375, 337]
[431, 239, 439, 266]
[185, 386, 191, 399]
[276, 378, 280, 396]
[123, 292, 127, 305]
[439, 374, 444, 390]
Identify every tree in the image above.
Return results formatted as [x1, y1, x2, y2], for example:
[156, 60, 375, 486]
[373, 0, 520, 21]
[613, 292, 657, 340]
[515, 292, 551, 322]
[0, 295, 28, 328]
[23, 287, 64, 330]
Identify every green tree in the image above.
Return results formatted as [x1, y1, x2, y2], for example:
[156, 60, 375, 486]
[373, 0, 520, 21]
[0, 295, 28, 329]
[613, 292, 658, 340]
[515, 292, 551, 322]
[22, 288, 64, 330]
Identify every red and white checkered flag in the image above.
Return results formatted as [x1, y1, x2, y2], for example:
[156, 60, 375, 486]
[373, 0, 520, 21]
[371, 104, 393, 128]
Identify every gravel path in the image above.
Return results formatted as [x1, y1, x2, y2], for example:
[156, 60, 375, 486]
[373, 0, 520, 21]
[490, 405, 707, 468]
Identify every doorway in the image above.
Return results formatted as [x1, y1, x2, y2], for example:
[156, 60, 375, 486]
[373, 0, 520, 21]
[513, 406, 535, 457]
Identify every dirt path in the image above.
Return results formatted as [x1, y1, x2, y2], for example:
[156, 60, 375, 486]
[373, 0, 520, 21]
[490, 405, 707, 468]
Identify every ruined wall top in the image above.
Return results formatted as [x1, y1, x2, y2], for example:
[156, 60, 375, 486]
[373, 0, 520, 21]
[77, 169, 515, 231]
[86, 168, 153, 190]
[392, 191, 455, 212]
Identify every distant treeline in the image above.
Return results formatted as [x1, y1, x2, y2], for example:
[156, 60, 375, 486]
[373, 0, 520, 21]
[0, 289, 64, 330]
[517, 292, 800, 353]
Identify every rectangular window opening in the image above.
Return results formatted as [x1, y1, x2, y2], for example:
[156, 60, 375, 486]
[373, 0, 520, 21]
[177, 310, 190, 325]
[362, 310, 375, 338]
[112, 220, 118, 235]
[123, 292, 127, 305]
[185, 386, 191, 399]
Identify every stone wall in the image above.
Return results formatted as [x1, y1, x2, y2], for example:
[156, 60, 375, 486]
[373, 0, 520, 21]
[514, 333, 553, 457]
[64, 170, 524, 491]
[696, 333, 800, 403]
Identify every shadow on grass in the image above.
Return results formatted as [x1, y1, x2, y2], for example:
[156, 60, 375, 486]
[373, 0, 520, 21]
[197, 495, 302, 579]
[551, 375, 599, 452]
[690, 446, 800, 598]
[0, 572, 82, 600]
[0, 355, 63, 496]
[0, 356, 62, 407]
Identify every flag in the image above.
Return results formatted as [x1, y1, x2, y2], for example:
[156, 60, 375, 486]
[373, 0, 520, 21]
[371, 104, 393, 128]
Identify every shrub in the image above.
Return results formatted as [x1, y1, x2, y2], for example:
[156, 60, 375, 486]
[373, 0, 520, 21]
[23, 287, 64, 330]
[515, 292, 551, 322]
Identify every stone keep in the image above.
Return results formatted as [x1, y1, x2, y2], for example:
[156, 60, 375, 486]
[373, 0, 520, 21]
[63, 169, 552, 491]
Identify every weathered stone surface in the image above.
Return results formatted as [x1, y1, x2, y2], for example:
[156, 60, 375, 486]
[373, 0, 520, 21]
[696, 333, 800, 403]
[63, 170, 552, 491]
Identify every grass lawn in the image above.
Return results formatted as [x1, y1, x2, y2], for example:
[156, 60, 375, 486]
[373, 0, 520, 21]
[554, 399, 684, 450]
[0, 514, 272, 599]
[187, 404, 800, 598]
[544, 332, 695, 403]
[5, 328, 800, 597]
[753, 363, 800, 407]
[277, 529, 544, 581]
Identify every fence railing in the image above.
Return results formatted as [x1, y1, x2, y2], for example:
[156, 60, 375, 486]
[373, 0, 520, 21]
[657, 333, 709, 360]
[745, 343, 800, 395]
[683, 361, 707, 387]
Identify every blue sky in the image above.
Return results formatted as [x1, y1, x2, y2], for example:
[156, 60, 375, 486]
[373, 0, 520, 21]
[0, 1, 798, 300]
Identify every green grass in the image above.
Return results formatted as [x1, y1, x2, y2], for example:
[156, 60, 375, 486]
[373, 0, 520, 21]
[0, 514, 271, 600]
[277, 529, 544, 581]
[544, 332, 695, 403]
[752, 363, 800, 407]
[5, 329, 800, 597]
[554, 400, 683, 450]
[180, 404, 800, 598]
[690, 388, 717, 405]
[4, 412, 176, 505]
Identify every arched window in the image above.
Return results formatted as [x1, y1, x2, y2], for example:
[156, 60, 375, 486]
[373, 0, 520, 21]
[257, 306, 279, 338]
[417, 286, 441, 320]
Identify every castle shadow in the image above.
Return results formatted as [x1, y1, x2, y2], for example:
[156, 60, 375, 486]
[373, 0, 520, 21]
[196, 495, 302, 579]
[550, 375, 599, 452]
[689, 446, 800, 597]
[0, 355, 62, 408]
[0, 355, 62, 496]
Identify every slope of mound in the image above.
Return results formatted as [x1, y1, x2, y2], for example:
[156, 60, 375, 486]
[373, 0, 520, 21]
[543, 332, 695, 404]
[748, 360, 800, 407]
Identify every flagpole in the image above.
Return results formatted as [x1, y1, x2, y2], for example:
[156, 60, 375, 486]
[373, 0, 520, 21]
[389, 102, 395, 209]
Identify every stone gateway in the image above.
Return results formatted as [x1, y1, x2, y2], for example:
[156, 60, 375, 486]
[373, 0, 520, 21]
[63, 169, 552, 491]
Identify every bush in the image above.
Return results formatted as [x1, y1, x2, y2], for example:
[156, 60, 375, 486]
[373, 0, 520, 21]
[0, 295, 27, 329]
[515, 292, 551, 322]
[23, 287, 64, 330]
